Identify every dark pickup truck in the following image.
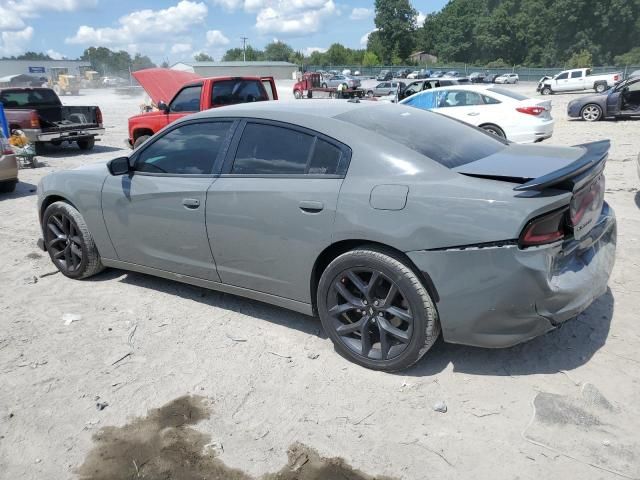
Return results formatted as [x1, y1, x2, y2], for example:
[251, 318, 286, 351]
[0, 87, 104, 153]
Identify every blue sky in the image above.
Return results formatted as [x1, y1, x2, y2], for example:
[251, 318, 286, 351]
[0, 0, 447, 62]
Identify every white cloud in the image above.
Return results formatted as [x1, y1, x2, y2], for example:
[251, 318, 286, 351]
[171, 43, 193, 54]
[416, 11, 426, 26]
[0, 26, 34, 57]
[46, 49, 64, 60]
[0, 5, 26, 30]
[206, 30, 230, 46]
[66, 1, 208, 48]
[302, 46, 327, 56]
[255, 0, 336, 36]
[1, 0, 98, 16]
[360, 28, 377, 47]
[349, 7, 372, 20]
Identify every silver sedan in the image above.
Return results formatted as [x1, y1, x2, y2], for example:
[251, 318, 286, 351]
[37, 101, 616, 371]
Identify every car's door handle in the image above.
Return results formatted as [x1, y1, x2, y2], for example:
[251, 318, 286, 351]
[299, 200, 324, 213]
[467, 112, 480, 116]
[182, 198, 200, 209]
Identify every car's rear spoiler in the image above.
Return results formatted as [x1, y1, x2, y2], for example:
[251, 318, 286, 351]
[513, 140, 609, 192]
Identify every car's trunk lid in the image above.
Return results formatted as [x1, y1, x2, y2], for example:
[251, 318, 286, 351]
[455, 140, 609, 239]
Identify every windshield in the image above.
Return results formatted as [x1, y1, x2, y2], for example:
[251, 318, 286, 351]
[0, 88, 61, 108]
[336, 104, 506, 169]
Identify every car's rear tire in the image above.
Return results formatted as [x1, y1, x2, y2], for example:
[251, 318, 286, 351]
[77, 138, 95, 150]
[317, 248, 440, 372]
[595, 83, 607, 93]
[0, 180, 17, 193]
[581, 104, 603, 122]
[42, 201, 104, 280]
[133, 135, 150, 149]
[481, 124, 506, 139]
[321, 83, 328, 89]
[34, 142, 46, 155]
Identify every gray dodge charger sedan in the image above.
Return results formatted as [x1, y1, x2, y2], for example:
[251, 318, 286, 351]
[37, 101, 616, 371]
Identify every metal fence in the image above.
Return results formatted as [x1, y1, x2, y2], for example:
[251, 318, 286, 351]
[304, 65, 640, 82]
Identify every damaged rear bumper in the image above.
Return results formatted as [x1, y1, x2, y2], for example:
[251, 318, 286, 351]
[406, 202, 616, 348]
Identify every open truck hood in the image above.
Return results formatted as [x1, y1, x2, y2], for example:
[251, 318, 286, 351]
[132, 68, 201, 105]
[454, 141, 609, 192]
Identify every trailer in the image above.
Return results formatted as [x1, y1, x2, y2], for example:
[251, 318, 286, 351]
[293, 72, 365, 99]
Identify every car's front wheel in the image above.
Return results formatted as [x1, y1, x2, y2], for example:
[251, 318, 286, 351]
[581, 104, 603, 122]
[317, 248, 440, 371]
[541, 86, 552, 95]
[42, 201, 104, 279]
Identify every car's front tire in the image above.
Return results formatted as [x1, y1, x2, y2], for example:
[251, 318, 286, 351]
[581, 104, 603, 122]
[317, 248, 440, 371]
[42, 201, 104, 279]
[541, 86, 552, 95]
[133, 135, 150, 149]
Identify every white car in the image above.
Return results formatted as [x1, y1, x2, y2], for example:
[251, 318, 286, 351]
[407, 71, 420, 79]
[342, 69, 352, 76]
[400, 85, 554, 144]
[495, 73, 519, 84]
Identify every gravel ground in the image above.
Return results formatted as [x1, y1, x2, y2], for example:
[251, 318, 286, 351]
[1, 82, 639, 480]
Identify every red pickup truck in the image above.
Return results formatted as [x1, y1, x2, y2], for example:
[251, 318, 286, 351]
[128, 69, 278, 148]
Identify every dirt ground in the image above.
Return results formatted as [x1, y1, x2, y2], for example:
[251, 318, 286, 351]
[1, 82, 639, 480]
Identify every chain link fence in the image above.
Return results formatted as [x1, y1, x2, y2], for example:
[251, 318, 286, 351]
[304, 65, 640, 82]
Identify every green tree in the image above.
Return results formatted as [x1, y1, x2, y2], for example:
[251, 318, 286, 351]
[17, 51, 54, 60]
[362, 51, 380, 66]
[222, 46, 263, 61]
[325, 43, 349, 65]
[132, 53, 155, 71]
[194, 52, 214, 62]
[566, 49, 593, 68]
[263, 41, 294, 61]
[374, 0, 417, 63]
[614, 47, 640, 65]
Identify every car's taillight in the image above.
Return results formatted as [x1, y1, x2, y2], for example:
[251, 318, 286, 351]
[519, 208, 568, 247]
[96, 107, 103, 126]
[516, 106, 545, 116]
[30, 111, 40, 128]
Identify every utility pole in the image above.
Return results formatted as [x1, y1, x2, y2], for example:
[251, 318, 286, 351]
[241, 36, 248, 62]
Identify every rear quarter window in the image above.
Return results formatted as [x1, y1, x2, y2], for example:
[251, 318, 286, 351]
[336, 104, 506, 169]
[212, 80, 268, 107]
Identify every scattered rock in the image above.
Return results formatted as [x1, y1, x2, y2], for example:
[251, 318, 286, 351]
[63, 313, 82, 326]
[205, 441, 224, 456]
[24, 276, 38, 285]
[306, 352, 319, 360]
[96, 402, 109, 411]
[603, 439, 611, 447]
[35, 458, 41, 464]
[433, 401, 447, 413]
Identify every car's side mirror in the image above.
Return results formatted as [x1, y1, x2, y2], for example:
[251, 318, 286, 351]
[108, 156, 131, 176]
[158, 101, 169, 113]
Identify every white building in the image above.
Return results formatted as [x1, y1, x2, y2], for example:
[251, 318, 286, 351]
[171, 61, 299, 80]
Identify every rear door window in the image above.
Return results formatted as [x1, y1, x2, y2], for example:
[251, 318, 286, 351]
[570, 71, 583, 78]
[211, 80, 268, 107]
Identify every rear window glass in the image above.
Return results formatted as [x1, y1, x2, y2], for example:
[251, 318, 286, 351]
[0, 88, 60, 108]
[212, 80, 268, 107]
[336, 104, 506, 169]
[487, 87, 528, 101]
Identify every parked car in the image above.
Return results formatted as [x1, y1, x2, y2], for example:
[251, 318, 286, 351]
[444, 71, 461, 78]
[376, 70, 393, 81]
[366, 81, 406, 97]
[128, 68, 278, 148]
[401, 85, 554, 143]
[483, 74, 500, 83]
[36, 100, 616, 371]
[537, 68, 622, 95]
[0, 130, 18, 193]
[0, 87, 104, 153]
[407, 71, 421, 79]
[469, 72, 486, 83]
[495, 73, 519, 84]
[322, 75, 361, 89]
[431, 71, 444, 78]
[567, 75, 640, 121]
[354, 70, 361, 76]
[342, 69, 352, 76]
[395, 69, 411, 78]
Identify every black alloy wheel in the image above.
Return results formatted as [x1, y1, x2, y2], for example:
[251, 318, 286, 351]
[45, 212, 84, 275]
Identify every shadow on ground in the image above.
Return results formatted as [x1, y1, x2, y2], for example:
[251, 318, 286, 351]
[90, 269, 614, 377]
[635, 191, 640, 209]
[0, 181, 37, 200]
[36, 143, 125, 157]
[77, 395, 395, 480]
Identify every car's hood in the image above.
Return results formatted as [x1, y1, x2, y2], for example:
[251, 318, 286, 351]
[454, 141, 609, 190]
[132, 68, 201, 105]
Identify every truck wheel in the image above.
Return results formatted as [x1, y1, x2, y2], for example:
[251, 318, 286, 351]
[0, 180, 17, 193]
[77, 138, 95, 151]
[581, 104, 602, 122]
[307, 91, 313, 99]
[367, 90, 374, 97]
[294, 90, 302, 99]
[595, 83, 607, 93]
[322, 83, 328, 88]
[541, 86, 552, 95]
[134, 135, 150, 149]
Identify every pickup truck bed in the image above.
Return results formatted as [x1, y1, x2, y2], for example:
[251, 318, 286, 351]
[0, 87, 104, 152]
